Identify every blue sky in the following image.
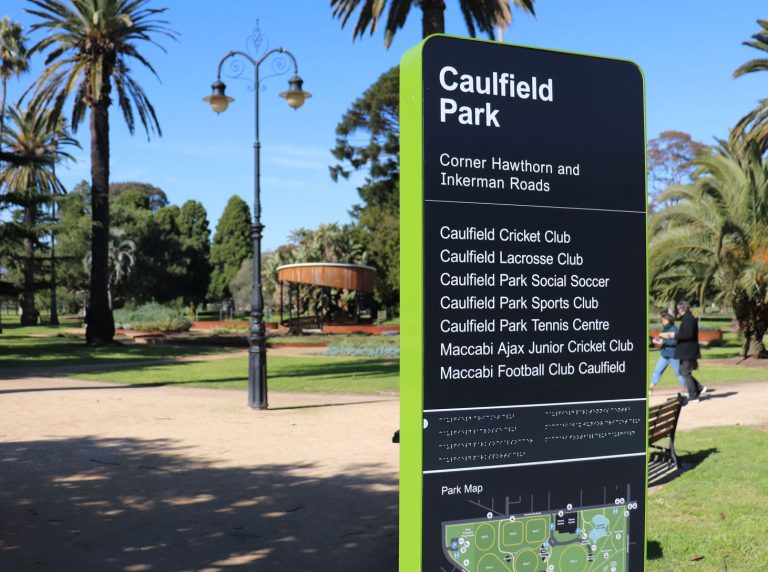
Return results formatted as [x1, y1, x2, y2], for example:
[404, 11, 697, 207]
[3, 1, 767, 249]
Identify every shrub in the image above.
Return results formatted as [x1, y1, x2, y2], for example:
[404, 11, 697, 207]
[323, 344, 400, 358]
[114, 303, 192, 332]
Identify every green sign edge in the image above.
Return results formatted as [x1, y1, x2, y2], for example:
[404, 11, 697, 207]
[399, 33, 649, 571]
[399, 36, 426, 572]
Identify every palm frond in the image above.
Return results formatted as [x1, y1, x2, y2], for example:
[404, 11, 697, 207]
[652, 141, 768, 335]
[25, 0, 175, 138]
[732, 19, 768, 148]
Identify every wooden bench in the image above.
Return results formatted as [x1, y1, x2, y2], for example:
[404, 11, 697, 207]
[648, 395, 684, 485]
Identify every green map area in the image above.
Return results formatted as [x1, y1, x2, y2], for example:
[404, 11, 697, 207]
[443, 503, 630, 572]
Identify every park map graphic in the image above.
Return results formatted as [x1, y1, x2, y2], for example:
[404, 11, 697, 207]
[442, 500, 634, 572]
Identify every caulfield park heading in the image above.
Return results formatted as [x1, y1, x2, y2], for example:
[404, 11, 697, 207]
[438, 65, 554, 128]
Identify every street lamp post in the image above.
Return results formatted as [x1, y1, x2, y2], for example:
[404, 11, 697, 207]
[204, 48, 310, 409]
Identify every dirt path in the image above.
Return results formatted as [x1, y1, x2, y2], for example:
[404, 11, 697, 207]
[2, 373, 768, 571]
[0, 376, 399, 571]
[648, 382, 768, 431]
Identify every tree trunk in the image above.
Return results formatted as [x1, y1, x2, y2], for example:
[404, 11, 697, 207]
[740, 335, 750, 358]
[20, 203, 38, 326]
[748, 321, 768, 358]
[420, 0, 446, 38]
[85, 102, 115, 344]
[745, 335, 767, 358]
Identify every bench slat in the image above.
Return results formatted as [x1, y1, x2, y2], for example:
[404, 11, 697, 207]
[650, 408, 679, 422]
[649, 418, 678, 435]
[647, 396, 683, 485]
[649, 417, 679, 436]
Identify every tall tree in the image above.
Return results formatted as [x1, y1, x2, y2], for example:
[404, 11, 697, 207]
[733, 19, 768, 151]
[650, 141, 768, 357]
[178, 200, 211, 308]
[0, 17, 29, 155]
[332, 0, 535, 47]
[209, 195, 251, 302]
[331, 3, 536, 312]
[26, 0, 176, 344]
[331, 66, 399, 310]
[647, 131, 708, 212]
[110, 181, 168, 212]
[0, 103, 76, 324]
[83, 227, 136, 309]
[55, 180, 91, 311]
[65, 186, 209, 309]
[110, 188, 162, 305]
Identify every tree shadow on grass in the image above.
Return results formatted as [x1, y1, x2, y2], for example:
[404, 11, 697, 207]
[0, 337, 235, 373]
[47, 358, 400, 392]
[269, 358, 399, 381]
[0, 436, 398, 571]
[0, 379, 242, 395]
[647, 539, 664, 560]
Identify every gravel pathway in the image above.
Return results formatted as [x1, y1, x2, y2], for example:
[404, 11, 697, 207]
[0, 376, 398, 571]
[1, 372, 767, 570]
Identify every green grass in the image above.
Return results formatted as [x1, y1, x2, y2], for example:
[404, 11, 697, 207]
[4, 321, 767, 393]
[649, 351, 768, 388]
[0, 319, 82, 336]
[70, 350, 766, 396]
[648, 426, 768, 571]
[0, 326, 238, 368]
[68, 355, 399, 394]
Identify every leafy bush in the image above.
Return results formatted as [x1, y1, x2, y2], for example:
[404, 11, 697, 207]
[323, 344, 399, 358]
[114, 303, 192, 332]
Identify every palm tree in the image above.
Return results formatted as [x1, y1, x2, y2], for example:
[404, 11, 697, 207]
[0, 17, 29, 155]
[83, 227, 136, 309]
[650, 141, 768, 357]
[331, 0, 535, 48]
[0, 103, 77, 325]
[26, 0, 175, 344]
[732, 19, 768, 151]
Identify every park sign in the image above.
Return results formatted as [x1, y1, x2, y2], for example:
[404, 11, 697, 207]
[399, 36, 648, 571]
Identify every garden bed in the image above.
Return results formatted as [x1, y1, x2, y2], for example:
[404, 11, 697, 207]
[649, 328, 723, 346]
[323, 324, 399, 334]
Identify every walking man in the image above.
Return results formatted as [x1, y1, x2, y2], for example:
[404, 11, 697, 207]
[673, 300, 706, 402]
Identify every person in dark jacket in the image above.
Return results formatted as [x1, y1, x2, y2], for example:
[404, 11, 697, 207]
[671, 300, 706, 402]
[650, 312, 686, 395]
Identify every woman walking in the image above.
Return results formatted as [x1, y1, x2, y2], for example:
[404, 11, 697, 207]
[650, 312, 686, 395]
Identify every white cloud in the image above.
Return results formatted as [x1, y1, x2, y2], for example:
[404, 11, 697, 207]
[264, 145, 331, 171]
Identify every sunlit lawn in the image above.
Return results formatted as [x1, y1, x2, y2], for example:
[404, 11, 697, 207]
[649, 352, 768, 387]
[648, 426, 768, 571]
[0, 324, 238, 368]
[67, 349, 767, 395]
[69, 355, 399, 394]
[4, 318, 768, 393]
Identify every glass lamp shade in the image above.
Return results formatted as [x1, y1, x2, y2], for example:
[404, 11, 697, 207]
[203, 80, 235, 114]
[279, 74, 311, 109]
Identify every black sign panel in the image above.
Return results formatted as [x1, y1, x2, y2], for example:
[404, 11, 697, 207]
[402, 36, 647, 571]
